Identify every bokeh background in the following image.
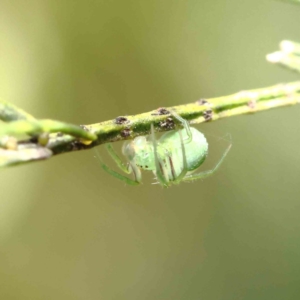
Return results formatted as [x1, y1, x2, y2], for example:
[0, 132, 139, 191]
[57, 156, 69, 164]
[1, 0, 300, 299]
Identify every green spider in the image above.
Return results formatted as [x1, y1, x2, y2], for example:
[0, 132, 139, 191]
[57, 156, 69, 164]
[97, 112, 231, 187]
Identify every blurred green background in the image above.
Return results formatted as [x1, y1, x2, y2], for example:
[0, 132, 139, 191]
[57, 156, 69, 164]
[1, 0, 300, 299]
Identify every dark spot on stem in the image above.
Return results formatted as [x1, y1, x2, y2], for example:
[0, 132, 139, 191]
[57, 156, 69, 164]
[159, 117, 175, 130]
[115, 116, 129, 125]
[70, 140, 87, 151]
[203, 109, 213, 121]
[121, 128, 131, 138]
[151, 107, 170, 115]
[56, 132, 63, 137]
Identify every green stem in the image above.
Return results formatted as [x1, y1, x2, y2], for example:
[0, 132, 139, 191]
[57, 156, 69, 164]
[0, 119, 97, 141]
[1, 81, 300, 167]
[48, 81, 300, 154]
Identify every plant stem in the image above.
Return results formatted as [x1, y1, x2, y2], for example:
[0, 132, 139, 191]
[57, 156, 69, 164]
[48, 81, 300, 153]
[1, 81, 300, 167]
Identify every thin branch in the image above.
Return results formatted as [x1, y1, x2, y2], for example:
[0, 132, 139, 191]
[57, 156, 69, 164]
[73, 80, 300, 149]
[0, 119, 97, 142]
[1, 80, 299, 168]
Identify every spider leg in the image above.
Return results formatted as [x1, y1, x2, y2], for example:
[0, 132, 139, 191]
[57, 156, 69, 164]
[172, 129, 188, 184]
[169, 111, 192, 143]
[94, 144, 141, 185]
[151, 123, 170, 187]
[105, 143, 131, 174]
[182, 143, 232, 182]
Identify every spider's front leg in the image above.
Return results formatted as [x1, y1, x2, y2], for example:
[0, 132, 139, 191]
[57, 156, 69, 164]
[169, 111, 192, 143]
[150, 124, 170, 187]
[172, 129, 189, 184]
[95, 143, 141, 185]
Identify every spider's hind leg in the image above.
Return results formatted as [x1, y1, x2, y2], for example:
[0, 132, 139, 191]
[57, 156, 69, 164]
[182, 142, 232, 182]
[95, 143, 141, 185]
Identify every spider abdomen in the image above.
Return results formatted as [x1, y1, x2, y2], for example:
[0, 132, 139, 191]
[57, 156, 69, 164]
[159, 127, 208, 180]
